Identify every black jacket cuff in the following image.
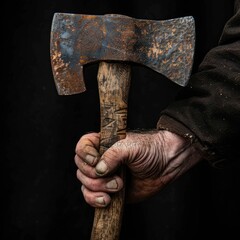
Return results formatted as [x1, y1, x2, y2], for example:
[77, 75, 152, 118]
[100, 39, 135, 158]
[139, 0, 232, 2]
[157, 115, 226, 168]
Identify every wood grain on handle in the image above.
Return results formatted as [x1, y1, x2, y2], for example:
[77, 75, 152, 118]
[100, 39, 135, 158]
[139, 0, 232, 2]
[90, 62, 131, 240]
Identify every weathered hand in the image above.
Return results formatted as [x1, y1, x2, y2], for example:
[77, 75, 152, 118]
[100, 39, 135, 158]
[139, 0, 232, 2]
[74, 130, 202, 207]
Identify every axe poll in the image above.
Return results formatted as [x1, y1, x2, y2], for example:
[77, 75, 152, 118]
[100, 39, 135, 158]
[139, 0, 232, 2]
[50, 13, 195, 240]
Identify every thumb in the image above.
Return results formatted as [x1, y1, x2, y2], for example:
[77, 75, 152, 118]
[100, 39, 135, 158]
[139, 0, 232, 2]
[95, 139, 129, 176]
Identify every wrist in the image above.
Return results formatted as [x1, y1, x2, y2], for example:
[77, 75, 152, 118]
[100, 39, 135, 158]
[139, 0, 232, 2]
[158, 130, 202, 177]
[159, 130, 190, 158]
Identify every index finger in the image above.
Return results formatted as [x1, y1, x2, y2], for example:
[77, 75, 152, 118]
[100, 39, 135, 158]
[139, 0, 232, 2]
[75, 132, 100, 166]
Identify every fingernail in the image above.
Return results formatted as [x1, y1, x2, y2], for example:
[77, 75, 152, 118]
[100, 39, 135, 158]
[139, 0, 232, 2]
[106, 179, 118, 189]
[95, 196, 105, 206]
[96, 161, 108, 175]
[85, 155, 96, 165]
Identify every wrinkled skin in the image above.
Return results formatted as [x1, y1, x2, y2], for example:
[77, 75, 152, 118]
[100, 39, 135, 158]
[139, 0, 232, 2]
[74, 130, 202, 207]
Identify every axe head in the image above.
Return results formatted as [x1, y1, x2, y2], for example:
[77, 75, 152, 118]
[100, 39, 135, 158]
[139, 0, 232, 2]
[50, 13, 195, 95]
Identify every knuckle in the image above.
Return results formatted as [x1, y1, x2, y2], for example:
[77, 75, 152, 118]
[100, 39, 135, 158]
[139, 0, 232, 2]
[78, 172, 100, 191]
[74, 155, 80, 166]
[100, 149, 122, 173]
[87, 180, 100, 191]
[104, 148, 119, 160]
[83, 145, 94, 155]
[84, 195, 92, 205]
[76, 169, 82, 181]
[75, 142, 83, 155]
[83, 192, 93, 206]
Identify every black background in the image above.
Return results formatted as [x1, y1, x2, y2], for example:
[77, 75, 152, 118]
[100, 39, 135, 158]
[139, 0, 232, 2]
[2, 0, 240, 239]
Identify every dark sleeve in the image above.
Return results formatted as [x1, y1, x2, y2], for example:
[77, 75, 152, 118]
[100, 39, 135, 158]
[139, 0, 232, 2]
[157, 0, 240, 167]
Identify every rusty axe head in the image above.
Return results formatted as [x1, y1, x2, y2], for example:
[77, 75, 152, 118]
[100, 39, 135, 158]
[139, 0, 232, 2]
[50, 13, 195, 95]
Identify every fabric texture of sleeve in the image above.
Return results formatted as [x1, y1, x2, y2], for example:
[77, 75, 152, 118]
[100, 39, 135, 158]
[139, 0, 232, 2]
[157, 0, 240, 167]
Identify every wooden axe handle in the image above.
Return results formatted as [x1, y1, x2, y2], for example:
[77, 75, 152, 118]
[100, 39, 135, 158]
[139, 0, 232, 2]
[90, 62, 131, 240]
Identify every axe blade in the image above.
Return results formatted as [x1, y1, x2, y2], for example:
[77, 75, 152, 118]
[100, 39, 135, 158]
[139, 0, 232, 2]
[50, 13, 87, 95]
[50, 13, 195, 95]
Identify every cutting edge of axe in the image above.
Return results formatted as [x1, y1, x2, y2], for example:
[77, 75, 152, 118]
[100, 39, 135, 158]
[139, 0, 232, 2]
[50, 13, 196, 240]
[50, 13, 195, 95]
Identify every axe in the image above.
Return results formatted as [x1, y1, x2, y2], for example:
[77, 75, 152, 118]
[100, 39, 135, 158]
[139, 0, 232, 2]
[50, 13, 195, 240]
